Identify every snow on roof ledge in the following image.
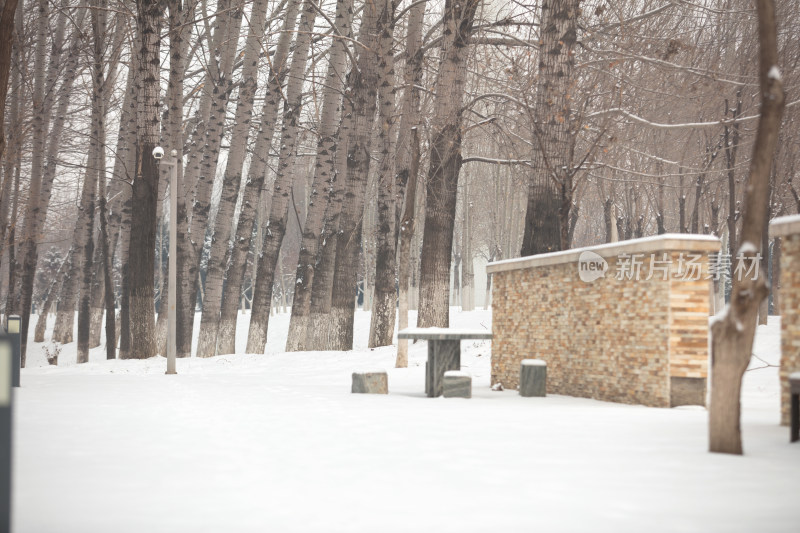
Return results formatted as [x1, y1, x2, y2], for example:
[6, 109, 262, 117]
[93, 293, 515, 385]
[769, 214, 800, 238]
[521, 359, 547, 366]
[486, 233, 720, 274]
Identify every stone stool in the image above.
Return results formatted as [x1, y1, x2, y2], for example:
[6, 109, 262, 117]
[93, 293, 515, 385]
[352, 371, 388, 394]
[443, 371, 471, 398]
[520, 359, 546, 397]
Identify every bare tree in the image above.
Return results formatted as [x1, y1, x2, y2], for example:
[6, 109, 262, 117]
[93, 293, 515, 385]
[417, 0, 481, 328]
[324, 0, 384, 350]
[246, 0, 318, 354]
[195, 0, 274, 357]
[215, 0, 302, 356]
[367, 0, 398, 348]
[0, 0, 19, 161]
[125, 0, 163, 359]
[286, 0, 354, 352]
[394, 0, 426, 367]
[709, 0, 784, 455]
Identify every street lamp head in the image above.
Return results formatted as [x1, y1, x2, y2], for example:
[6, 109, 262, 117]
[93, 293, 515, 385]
[152, 146, 165, 160]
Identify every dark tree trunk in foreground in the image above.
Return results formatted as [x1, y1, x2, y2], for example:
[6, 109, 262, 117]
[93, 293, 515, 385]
[709, 0, 784, 455]
[125, 0, 162, 359]
[417, 0, 480, 328]
[520, 0, 579, 256]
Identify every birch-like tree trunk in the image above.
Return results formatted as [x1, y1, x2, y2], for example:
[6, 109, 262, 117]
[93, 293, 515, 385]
[216, 0, 301, 356]
[76, 0, 108, 363]
[417, 0, 480, 328]
[0, 0, 22, 304]
[325, 0, 384, 351]
[87, 5, 123, 352]
[0, 0, 19, 160]
[196, 0, 273, 357]
[394, 0, 425, 366]
[286, 0, 353, 352]
[34, 260, 65, 343]
[305, 109, 352, 351]
[125, 0, 162, 359]
[367, 0, 398, 348]
[16, 0, 50, 362]
[107, 24, 138, 357]
[708, 0, 783, 455]
[176, 0, 242, 357]
[461, 177, 474, 311]
[395, 127, 420, 367]
[40, 7, 89, 344]
[246, 0, 318, 354]
[520, 0, 578, 256]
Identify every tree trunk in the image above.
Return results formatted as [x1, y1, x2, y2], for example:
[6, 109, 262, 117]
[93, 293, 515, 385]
[216, 0, 301, 356]
[196, 0, 272, 357]
[393, 1, 425, 366]
[461, 178, 474, 311]
[77, 0, 107, 364]
[395, 128, 421, 367]
[34, 266, 63, 343]
[417, 0, 480, 328]
[709, 0, 783, 455]
[245, 0, 317, 354]
[325, 0, 384, 351]
[16, 0, 50, 363]
[0, 0, 19, 161]
[286, 0, 354, 352]
[177, 0, 242, 357]
[725, 92, 742, 257]
[520, 0, 578, 256]
[0, 1, 22, 314]
[108, 32, 137, 358]
[367, 1, 398, 348]
[125, 0, 162, 359]
[18, 5, 86, 361]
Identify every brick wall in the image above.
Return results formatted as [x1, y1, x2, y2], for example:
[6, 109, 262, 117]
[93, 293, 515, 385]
[770, 216, 800, 425]
[487, 235, 719, 408]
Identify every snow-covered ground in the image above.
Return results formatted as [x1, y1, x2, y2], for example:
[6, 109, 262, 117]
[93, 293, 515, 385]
[13, 310, 799, 532]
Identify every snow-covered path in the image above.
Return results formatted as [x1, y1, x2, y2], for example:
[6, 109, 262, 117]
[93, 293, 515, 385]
[13, 311, 800, 532]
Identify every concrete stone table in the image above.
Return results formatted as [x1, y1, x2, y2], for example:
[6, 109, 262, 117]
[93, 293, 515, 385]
[397, 328, 492, 397]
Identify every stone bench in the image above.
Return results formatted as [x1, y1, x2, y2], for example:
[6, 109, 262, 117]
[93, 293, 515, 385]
[352, 371, 388, 394]
[791, 372, 800, 443]
[443, 371, 471, 399]
[397, 328, 492, 397]
[519, 359, 546, 397]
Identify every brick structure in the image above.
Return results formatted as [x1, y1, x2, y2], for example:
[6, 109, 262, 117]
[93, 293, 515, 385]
[486, 235, 719, 408]
[770, 215, 800, 426]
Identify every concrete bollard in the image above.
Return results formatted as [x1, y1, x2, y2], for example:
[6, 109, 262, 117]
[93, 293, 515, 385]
[7, 315, 20, 387]
[0, 333, 13, 531]
[443, 371, 471, 398]
[352, 371, 388, 394]
[520, 359, 547, 397]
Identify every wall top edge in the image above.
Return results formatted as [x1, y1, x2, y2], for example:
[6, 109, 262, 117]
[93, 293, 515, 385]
[769, 214, 800, 238]
[486, 233, 720, 274]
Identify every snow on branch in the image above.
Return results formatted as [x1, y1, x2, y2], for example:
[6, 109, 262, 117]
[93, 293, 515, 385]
[588, 101, 799, 130]
[461, 156, 532, 167]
